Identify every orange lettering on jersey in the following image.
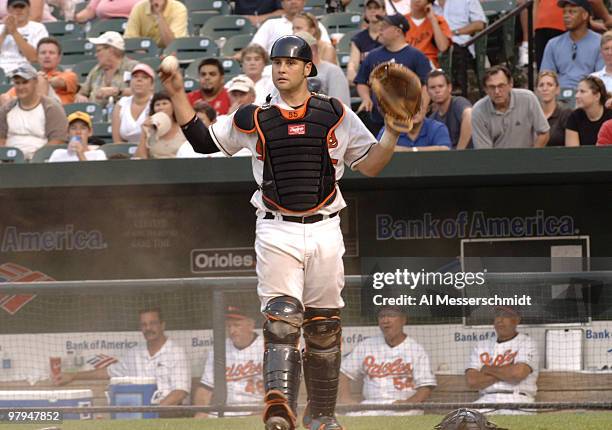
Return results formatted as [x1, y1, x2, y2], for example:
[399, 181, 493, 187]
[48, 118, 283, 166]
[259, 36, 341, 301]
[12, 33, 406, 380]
[226, 360, 263, 382]
[363, 355, 414, 383]
[480, 349, 518, 367]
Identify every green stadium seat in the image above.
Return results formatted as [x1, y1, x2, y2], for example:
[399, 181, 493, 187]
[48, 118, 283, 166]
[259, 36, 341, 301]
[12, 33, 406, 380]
[92, 122, 113, 143]
[337, 51, 350, 72]
[185, 0, 230, 14]
[320, 13, 363, 34]
[67, 59, 98, 80]
[220, 33, 252, 57]
[345, 0, 365, 12]
[61, 38, 95, 56]
[44, 21, 85, 38]
[61, 54, 95, 68]
[220, 57, 241, 76]
[139, 56, 162, 71]
[31, 145, 67, 163]
[184, 60, 200, 80]
[199, 15, 255, 40]
[0, 68, 6, 84]
[64, 102, 104, 122]
[0, 146, 25, 163]
[336, 29, 359, 53]
[87, 19, 128, 37]
[164, 37, 219, 63]
[100, 143, 137, 158]
[184, 78, 198, 92]
[124, 38, 158, 57]
[304, 0, 326, 12]
[559, 87, 577, 108]
[189, 12, 220, 35]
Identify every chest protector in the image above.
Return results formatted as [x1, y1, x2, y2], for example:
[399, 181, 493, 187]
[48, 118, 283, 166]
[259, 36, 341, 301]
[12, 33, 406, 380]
[234, 94, 345, 214]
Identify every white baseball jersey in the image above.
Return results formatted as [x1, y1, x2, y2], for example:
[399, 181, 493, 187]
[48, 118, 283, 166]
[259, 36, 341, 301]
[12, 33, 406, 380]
[200, 334, 264, 406]
[467, 333, 539, 398]
[341, 334, 437, 403]
[107, 338, 191, 400]
[208, 93, 377, 216]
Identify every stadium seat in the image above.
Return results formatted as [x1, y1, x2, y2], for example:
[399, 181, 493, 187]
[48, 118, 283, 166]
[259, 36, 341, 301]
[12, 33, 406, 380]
[0, 146, 25, 163]
[92, 122, 113, 143]
[184, 61, 200, 80]
[184, 78, 198, 92]
[199, 15, 255, 40]
[124, 38, 158, 58]
[345, 0, 365, 12]
[64, 102, 104, 122]
[336, 29, 359, 53]
[220, 33, 252, 57]
[100, 143, 137, 158]
[185, 0, 230, 15]
[0, 68, 6, 84]
[189, 12, 219, 36]
[44, 21, 85, 39]
[438, 48, 452, 77]
[304, 0, 326, 12]
[220, 58, 241, 76]
[70, 59, 98, 81]
[163, 37, 219, 63]
[31, 145, 67, 163]
[559, 87, 577, 108]
[337, 52, 350, 72]
[61, 38, 95, 56]
[87, 19, 128, 37]
[139, 56, 162, 71]
[0, 83, 13, 93]
[320, 13, 363, 34]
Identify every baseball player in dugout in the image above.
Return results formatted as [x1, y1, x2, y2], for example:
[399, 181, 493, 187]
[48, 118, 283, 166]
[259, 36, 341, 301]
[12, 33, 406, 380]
[160, 34, 411, 430]
[465, 306, 539, 413]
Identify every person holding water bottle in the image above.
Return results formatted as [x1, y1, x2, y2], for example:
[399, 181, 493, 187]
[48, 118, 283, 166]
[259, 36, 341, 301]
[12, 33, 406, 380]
[48, 111, 107, 162]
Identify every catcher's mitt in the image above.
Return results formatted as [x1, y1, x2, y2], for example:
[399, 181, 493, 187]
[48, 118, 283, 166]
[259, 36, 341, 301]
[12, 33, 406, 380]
[368, 62, 422, 133]
[433, 408, 508, 430]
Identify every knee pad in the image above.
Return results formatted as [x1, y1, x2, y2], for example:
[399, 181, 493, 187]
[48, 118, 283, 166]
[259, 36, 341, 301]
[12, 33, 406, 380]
[263, 296, 304, 345]
[303, 308, 341, 351]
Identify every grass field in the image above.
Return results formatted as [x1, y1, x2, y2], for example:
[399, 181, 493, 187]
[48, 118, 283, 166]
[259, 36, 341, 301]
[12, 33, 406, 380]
[2, 413, 612, 430]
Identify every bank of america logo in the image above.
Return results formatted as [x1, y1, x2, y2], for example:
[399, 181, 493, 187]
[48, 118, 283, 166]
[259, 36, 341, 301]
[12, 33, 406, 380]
[0, 262, 54, 315]
[87, 354, 118, 369]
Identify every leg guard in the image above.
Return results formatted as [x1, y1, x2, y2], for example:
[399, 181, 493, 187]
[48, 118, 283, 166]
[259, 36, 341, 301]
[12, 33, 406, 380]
[302, 307, 342, 420]
[263, 296, 304, 426]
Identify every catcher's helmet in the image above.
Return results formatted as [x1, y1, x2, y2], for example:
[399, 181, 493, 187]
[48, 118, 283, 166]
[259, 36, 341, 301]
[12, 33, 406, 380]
[270, 35, 318, 77]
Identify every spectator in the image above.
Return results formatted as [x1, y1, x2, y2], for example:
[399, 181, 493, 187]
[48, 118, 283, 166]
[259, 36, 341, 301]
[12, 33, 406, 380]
[347, 0, 384, 83]
[194, 101, 216, 127]
[295, 31, 351, 106]
[54, 308, 190, 406]
[240, 44, 274, 105]
[439, 0, 486, 97]
[0, 0, 48, 74]
[250, 0, 332, 53]
[76, 31, 138, 105]
[226, 74, 256, 114]
[354, 13, 431, 134]
[187, 58, 230, 115]
[292, 12, 337, 65]
[1, 36, 78, 105]
[0, 64, 67, 160]
[124, 0, 188, 49]
[75, 0, 142, 22]
[404, 0, 452, 68]
[472, 65, 550, 148]
[535, 70, 572, 146]
[385, 0, 410, 15]
[193, 305, 263, 418]
[590, 30, 612, 92]
[235, 0, 283, 27]
[0, 0, 56, 22]
[427, 69, 472, 149]
[596, 118, 612, 144]
[465, 306, 538, 412]
[48, 112, 107, 162]
[135, 91, 186, 158]
[565, 75, 612, 145]
[338, 305, 436, 415]
[377, 108, 451, 150]
[534, 0, 565, 69]
[540, 0, 603, 89]
[111, 63, 154, 143]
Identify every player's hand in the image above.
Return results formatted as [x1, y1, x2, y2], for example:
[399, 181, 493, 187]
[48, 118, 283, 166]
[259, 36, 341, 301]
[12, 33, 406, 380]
[4, 16, 17, 35]
[158, 61, 185, 97]
[52, 372, 74, 386]
[356, 97, 373, 113]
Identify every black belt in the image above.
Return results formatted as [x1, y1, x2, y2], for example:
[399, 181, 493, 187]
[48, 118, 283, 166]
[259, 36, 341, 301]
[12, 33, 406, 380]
[487, 391, 530, 397]
[263, 211, 338, 224]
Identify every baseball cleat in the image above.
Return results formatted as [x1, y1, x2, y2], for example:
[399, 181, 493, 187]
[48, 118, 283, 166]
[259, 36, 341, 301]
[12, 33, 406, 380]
[265, 415, 293, 430]
[305, 415, 344, 430]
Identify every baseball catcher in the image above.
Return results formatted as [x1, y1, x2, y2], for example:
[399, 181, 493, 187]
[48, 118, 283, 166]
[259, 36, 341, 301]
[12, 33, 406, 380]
[434, 408, 508, 430]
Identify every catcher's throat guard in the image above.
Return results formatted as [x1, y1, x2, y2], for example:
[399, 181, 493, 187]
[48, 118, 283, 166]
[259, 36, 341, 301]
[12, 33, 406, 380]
[368, 62, 422, 134]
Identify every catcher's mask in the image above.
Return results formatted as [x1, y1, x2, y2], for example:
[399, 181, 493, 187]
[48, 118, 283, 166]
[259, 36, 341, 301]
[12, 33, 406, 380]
[434, 408, 508, 430]
[270, 35, 318, 77]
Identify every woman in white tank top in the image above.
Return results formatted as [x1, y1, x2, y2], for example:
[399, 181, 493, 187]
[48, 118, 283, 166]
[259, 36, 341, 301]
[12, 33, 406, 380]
[111, 63, 154, 143]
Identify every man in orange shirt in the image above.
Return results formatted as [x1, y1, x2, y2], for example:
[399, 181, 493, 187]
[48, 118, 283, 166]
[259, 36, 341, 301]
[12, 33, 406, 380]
[1, 37, 78, 105]
[404, 0, 452, 67]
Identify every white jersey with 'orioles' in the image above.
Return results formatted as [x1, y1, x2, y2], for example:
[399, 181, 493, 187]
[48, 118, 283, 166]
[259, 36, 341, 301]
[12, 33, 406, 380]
[341, 335, 437, 403]
[207, 93, 377, 216]
[467, 333, 539, 399]
[200, 334, 264, 409]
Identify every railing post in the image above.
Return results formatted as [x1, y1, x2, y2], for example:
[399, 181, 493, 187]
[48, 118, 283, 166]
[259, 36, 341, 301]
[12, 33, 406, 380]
[211, 289, 227, 417]
[527, 1, 534, 90]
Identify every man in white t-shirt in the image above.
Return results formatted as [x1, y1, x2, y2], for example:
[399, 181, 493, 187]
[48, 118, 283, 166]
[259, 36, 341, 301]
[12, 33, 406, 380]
[193, 305, 264, 418]
[54, 308, 191, 406]
[250, 0, 331, 53]
[338, 306, 436, 416]
[0, 64, 67, 160]
[465, 306, 539, 414]
[0, 0, 48, 73]
[49, 111, 107, 162]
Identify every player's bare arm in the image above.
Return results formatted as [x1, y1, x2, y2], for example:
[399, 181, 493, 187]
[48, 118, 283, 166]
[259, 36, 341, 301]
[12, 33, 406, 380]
[338, 373, 357, 404]
[465, 368, 499, 390]
[481, 363, 533, 384]
[193, 385, 213, 418]
[52, 367, 109, 386]
[354, 127, 400, 177]
[159, 389, 188, 406]
[394, 386, 433, 404]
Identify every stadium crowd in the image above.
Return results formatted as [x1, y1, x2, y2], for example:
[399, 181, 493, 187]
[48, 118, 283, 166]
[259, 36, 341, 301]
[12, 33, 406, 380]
[0, 0, 612, 162]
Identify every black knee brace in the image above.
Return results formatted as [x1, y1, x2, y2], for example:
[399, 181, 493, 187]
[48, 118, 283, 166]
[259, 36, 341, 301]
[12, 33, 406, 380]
[262, 296, 304, 416]
[302, 307, 342, 419]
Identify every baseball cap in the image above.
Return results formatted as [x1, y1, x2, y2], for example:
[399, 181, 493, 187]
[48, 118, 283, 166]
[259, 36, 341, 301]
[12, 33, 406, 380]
[377, 305, 407, 318]
[225, 305, 255, 320]
[67, 111, 93, 129]
[494, 305, 521, 318]
[366, 0, 384, 7]
[7, 0, 29, 7]
[557, 0, 592, 14]
[377, 13, 410, 33]
[293, 31, 317, 47]
[225, 74, 255, 93]
[88, 31, 125, 51]
[9, 64, 37, 80]
[131, 63, 155, 80]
